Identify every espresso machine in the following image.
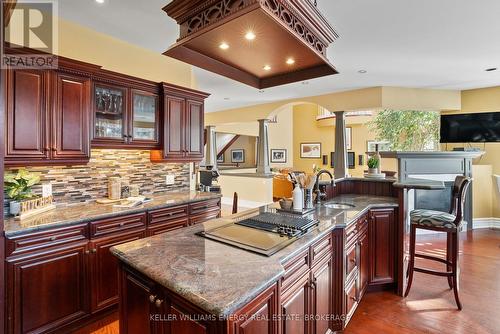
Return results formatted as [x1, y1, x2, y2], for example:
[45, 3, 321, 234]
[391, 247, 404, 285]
[199, 168, 221, 193]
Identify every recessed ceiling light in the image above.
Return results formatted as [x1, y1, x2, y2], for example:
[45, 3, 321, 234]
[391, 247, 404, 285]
[286, 58, 295, 65]
[245, 31, 256, 40]
[95, 0, 105, 3]
[358, 69, 367, 74]
[485, 67, 497, 72]
[259, 90, 265, 93]
[263, 65, 272, 71]
[302, 81, 309, 85]
[224, 97, 230, 100]
[219, 42, 229, 50]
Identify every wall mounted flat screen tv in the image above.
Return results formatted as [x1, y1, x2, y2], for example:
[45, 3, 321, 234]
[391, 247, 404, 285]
[440, 112, 500, 143]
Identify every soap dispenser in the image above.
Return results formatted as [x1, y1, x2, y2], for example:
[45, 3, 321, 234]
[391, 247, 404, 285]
[292, 184, 303, 211]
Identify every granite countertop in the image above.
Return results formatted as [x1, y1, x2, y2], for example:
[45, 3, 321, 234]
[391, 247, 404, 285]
[110, 194, 398, 317]
[4, 191, 222, 237]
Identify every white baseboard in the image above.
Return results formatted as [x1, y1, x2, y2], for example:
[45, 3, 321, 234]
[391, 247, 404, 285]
[473, 218, 500, 230]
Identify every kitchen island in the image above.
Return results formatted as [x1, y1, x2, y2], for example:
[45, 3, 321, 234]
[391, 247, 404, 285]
[111, 193, 399, 334]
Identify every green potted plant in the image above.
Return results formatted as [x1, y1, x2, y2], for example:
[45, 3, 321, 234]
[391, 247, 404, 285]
[4, 169, 40, 215]
[367, 156, 380, 175]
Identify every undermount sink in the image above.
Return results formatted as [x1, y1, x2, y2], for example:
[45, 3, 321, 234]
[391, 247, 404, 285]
[323, 202, 355, 210]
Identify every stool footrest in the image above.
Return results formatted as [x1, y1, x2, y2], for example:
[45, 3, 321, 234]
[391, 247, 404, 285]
[415, 253, 452, 266]
[414, 267, 453, 277]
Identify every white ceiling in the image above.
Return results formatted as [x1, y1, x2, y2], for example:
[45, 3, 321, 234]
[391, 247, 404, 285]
[60, 0, 500, 112]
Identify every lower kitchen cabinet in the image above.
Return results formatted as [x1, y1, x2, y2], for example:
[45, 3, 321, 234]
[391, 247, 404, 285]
[310, 256, 334, 334]
[359, 229, 370, 297]
[369, 209, 395, 285]
[4, 199, 221, 334]
[5, 242, 90, 334]
[281, 273, 310, 334]
[89, 230, 146, 312]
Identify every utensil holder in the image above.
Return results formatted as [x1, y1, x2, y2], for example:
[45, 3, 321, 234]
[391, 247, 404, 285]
[303, 189, 314, 209]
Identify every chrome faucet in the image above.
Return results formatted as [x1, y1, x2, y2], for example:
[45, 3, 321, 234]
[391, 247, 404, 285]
[314, 170, 335, 204]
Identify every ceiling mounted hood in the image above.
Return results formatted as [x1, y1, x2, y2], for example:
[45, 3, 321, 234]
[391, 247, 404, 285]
[163, 0, 339, 89]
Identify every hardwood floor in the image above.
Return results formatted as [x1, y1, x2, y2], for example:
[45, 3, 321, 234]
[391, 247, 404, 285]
[74, 229, 500, 334]
[345, 229, 500, 334]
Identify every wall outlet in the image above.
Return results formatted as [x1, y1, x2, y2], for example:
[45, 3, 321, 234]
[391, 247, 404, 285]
[165, 174, 176, 185]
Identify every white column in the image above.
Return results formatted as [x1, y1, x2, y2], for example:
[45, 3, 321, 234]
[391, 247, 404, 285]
[204, 125, 217, 170]
[257, 119, 271, 174]
[333, 111, 348, 179]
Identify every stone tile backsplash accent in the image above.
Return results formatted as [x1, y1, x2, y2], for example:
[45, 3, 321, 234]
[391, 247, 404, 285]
[4, 149, 191, 210]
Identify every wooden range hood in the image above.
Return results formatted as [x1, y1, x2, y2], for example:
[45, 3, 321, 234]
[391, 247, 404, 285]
[163, 0, 339, 89]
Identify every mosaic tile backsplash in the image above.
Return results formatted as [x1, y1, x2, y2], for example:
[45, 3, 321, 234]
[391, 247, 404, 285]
[4, 149, 191, 211]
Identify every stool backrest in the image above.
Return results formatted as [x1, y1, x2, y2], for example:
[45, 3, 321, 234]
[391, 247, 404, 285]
[450, 176, 472, 223]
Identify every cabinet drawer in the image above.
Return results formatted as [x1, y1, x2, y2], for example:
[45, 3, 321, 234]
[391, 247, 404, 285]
[281, 249, 310, 293]
[345, 242, 358, 281]
[345, 274, 359, 323]
[189, 210, 220, 226]
[310, 233, 332, 265]
[189, 198, 221, 215]
[90, 213, 146, 238]
[345, 223, 359, 247]
[148, 205, 188, 226]
[6, 223, 88, 257]
[147, 218, 188, 236]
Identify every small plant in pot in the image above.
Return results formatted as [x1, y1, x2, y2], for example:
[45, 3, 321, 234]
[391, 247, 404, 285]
[367, 156, 380, 175]
[4, 169, 40, 216]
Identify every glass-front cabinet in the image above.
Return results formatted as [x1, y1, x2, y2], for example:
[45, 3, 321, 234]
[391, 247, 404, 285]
[130, 90, 158, 144]
[92, 83, 159, 148]
[94, 84, 126, 141]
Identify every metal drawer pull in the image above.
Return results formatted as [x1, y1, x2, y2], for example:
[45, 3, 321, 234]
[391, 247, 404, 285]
[50, 236, 57, 241]
[350, 296, 358, 302]
[155, 299, 164, 308]
[149, 295, 157, 303]
[119, 222, 125, 227]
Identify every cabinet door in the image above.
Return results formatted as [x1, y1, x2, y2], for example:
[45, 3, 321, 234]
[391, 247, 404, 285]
[163, 95, 185, 159]
[369, 209, 395, 285]
[310, 256, 333, 334]
[120, 267, 158, 334]
[359, 231, 369, 297]
[90, 230, 145, 312]
[5, 69, 49, 161]
[93, 83, 127, 145]
[129, 89, 159, 147]
[232, 284, 277, 334]
[185, 100, 204, 160]
[6, 243, 90, 334]
[52, 72, 91, 161]
[281, 274, 309, 334]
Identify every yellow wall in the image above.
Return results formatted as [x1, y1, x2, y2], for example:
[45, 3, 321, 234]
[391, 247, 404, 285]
[292, 104, 398, 176]
[221, 135, 257, 168]
[6, 17, 193, 88]
[442, 86, 500, 217]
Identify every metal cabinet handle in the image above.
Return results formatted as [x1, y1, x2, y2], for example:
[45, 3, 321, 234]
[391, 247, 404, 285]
[119, 222, 125, 227]
[349, 258, 357, 264]
[149, 295, 157, 303]
[91, 248, 97, 253]
[85, 250, 90, 254]
[50, 236, 57, 241]
[350, 296, 358, 302]
[155, 299, 164, 308]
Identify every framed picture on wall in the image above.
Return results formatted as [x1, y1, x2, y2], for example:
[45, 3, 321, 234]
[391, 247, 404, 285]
[330, 152, 335, 168]
[367, 140, 391, 153]
[270, 149, 287, 163]
[231, 149, 245, 163]
[348, 152, 355, 169]
[346, 127, 352, 150]
[217, 154, 224, 163]
[300, 143, 321, 158]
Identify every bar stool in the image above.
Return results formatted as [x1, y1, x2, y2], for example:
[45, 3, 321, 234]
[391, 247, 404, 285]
[404, 176, 471, 310]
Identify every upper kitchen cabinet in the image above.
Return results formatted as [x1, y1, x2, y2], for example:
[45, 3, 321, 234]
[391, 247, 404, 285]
[4, 58, 98, 166]
[91, 71, 160, 149]
[151, 83, 209, 163]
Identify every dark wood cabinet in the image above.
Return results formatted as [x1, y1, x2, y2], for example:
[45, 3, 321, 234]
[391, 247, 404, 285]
[89, 230, 145, 312]
[152, 83, 209, 162]
[52, 72, 91, 161]
[281, 273, 309, 334]
[5, 69, 50, 163]
[310, 256, 333, 334]
[5, 68, 92, 166]
[6, 242, 90, 334]
[359, 229, 370, 297]
[369, 209, 395, 285]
